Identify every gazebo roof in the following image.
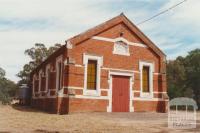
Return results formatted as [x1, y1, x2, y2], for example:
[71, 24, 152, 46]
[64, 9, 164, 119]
[169, 97, 198, 110]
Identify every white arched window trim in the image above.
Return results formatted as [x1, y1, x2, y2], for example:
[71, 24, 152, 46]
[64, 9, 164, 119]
[32, 74, 37, 97]
[38, 70, 43, 94]
[56, 55, 63, 92]
[45, 64, 51, 94]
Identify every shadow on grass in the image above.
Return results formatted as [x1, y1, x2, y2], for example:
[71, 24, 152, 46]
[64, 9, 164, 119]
[34, 129, 61, 133]
[11, 104, 47, 113]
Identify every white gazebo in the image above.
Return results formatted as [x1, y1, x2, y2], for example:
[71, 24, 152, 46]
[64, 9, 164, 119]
[168, 97, 198, 129]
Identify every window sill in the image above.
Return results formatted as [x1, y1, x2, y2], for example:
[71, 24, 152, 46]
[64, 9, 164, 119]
[140, 92, 153, 99]
[83, 90, 100, 97]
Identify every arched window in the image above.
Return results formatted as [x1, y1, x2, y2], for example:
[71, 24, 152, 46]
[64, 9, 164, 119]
[45, 64, 51, 93]
[39, 70, 43, 93]
[32, 74, 37, 97]
[56, 56, 63, 91]
[32, 74, 39, 97]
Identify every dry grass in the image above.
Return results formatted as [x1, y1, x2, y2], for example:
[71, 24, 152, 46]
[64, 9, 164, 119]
[0, 105, 199, 133]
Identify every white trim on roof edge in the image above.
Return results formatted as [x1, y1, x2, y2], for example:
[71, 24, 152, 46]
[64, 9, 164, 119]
[66, 40, 73, 49]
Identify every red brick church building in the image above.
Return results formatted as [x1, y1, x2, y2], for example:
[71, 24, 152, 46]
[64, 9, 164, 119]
[30, 14, 168, 114]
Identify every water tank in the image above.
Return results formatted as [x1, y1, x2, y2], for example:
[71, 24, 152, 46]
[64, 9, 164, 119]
[18, 84, 31, 105]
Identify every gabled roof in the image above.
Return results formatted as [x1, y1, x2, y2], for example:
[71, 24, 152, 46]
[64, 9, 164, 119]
[67, 13, 166, 57]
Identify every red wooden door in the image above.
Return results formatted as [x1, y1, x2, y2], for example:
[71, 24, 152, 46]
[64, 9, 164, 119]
[112, 75, 130, 112]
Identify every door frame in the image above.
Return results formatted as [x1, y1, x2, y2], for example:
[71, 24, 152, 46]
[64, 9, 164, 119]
[107, 71, 134, 112]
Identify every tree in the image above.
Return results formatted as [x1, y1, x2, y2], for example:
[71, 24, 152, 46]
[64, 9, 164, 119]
[184, 49, 200, 107]
[167, 48, 200, 108]
[167, 57, 187, 99]
[17, 43, 62, 85]
[0, 67, 17, 104]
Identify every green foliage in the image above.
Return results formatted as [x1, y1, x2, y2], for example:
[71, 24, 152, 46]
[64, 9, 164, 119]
[0, 67, 17, 104]
[167, 48, 200, 108]
[167, 57, 186, 99]
[17, 43, 62, 85]
[184, 49, 200, 107]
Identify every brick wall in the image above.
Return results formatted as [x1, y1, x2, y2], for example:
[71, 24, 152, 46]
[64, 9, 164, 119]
[68, 98, 108, 113]
[134, 100, 167, 113]
[31, 98, 58, 113]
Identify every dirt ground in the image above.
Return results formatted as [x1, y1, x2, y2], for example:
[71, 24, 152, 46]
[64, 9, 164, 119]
[0, 105, 199, 133]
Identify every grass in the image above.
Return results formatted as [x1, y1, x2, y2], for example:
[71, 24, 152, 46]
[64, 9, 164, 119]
[0, 105, 199, 133]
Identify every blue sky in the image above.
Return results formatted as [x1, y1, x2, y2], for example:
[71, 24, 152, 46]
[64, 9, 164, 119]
[0, 0, 199, 82]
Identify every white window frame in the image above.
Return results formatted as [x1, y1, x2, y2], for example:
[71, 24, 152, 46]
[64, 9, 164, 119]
[56, 55, 63, 92]
[113, 38, 130, 56]
[83, 53, 103, 96]
[139, 61, 154, 98]
[45, 64, 51, 93]
[38, 70, 43, 94]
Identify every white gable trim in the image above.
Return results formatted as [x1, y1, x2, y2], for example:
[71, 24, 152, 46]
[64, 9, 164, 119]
[66, 40, 73, 49]
[92, 36, 147, 48]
